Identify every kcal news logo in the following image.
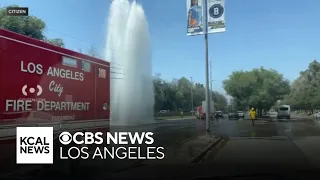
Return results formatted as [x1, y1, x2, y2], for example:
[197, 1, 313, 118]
[16, 127, 53, 164]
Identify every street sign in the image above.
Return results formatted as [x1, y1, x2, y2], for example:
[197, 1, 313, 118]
[207, 0, 226, 33]
[186, 0, 204, 36]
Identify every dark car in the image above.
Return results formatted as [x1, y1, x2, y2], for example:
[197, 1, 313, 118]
[215, 111, 223, 118]
[201, 113, 214, 120]
[228, 111, 239, 120]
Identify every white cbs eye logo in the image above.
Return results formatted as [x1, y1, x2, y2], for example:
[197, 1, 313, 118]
[59, 132, 72, 145]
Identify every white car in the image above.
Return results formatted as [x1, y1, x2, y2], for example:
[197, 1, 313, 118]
[237, 111, 244, 118]
[267, 109, 278, 120]
[277, 105, 291, 119]
[313, 110, 320, 119]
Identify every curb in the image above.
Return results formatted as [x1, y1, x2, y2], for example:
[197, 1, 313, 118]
[155, 117, 195, 121]
[189, 136, 223, 163]
[243, 118, 268, 120]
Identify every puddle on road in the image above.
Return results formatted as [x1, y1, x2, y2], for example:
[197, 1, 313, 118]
[249, 131, 256, 137]
[209, 119, 320, 139]
[291, 127, 320, 137]
[235, 127, 280, 138]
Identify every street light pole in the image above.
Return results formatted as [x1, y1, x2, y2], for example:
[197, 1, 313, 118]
[204, 0, 210, 134]
[190, 77, 194, 116]
[210, 61, 214, 112]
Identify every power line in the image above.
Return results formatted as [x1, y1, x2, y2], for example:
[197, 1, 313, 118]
[110, 71, 126, 75]
[43, 27, 124, 67]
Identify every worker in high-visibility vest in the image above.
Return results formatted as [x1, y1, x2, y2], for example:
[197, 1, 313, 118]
[249, 108, 256, 126]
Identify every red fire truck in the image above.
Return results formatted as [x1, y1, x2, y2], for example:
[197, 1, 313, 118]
[195, 106, 204, 119]
[0, 28, 110, 169]
[195, 101, 215, 120]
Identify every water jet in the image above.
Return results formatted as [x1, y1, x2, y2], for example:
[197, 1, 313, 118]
[106, 0, 154, 126]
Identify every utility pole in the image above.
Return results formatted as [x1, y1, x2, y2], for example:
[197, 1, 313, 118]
[190, 77, 194, 116]
[210, 61, 212, 101]
[231, 97, 234, 111]
[210, 61, 214, 112]
[204, 0, 210, 134]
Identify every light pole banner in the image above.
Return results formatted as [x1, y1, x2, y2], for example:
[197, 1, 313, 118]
[207, 0, 226, 33]
[187, 0, 203, 36]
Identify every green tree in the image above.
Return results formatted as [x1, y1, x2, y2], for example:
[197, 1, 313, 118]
[0, 5, 45, 39]
[0, 5, 64, 46]
[153, 73, 166, 111]
[212, 91, 228, 111]
[283, 60, 320, 113]
[43, 37, 65, 47]
[223, 67, 290, 116]
[153, 75, 228, 113]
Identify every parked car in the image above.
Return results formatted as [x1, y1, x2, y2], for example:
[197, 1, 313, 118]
[228, 111, 239, 120]
[215, 111, 223, 118]
[159, 110, 169, 113]
[202, 112, 214, 120]
[313, 110, 320, 120]
[267, 109, 278, 120]
[237, 111, 244, 118]
[277, 105, 291, 119]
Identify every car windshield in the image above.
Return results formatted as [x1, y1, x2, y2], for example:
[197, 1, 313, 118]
[2, 0, 320, 179]
[279, 107, 289, 111]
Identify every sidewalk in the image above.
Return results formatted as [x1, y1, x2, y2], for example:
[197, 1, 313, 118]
[292, 114, 314, 120]
[155, 117, 195, 121]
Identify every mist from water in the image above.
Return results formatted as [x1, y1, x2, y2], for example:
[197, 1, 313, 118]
[106, 0, 154, 126]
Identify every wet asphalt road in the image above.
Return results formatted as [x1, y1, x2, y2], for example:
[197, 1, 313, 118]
[5, 115, 320, 179]
[210, 115, 320, 138]
[136, 114, 320, 140]
[105, 115, 320, 179]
